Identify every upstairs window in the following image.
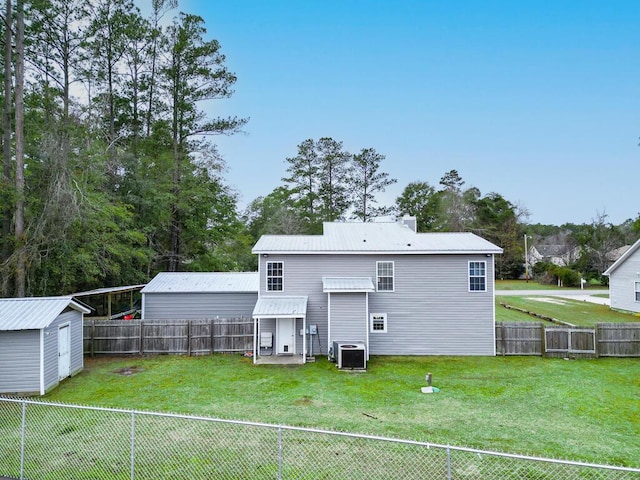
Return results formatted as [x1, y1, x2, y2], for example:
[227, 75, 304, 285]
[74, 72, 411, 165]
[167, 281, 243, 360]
[376, 261, 394, 292]
[266, 261, 284, 291]
[469, 261, 486, 292]
[635, 282, 640, 302]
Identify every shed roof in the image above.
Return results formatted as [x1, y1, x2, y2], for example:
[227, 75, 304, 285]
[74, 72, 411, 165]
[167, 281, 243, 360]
[322, 277, 375, 293]
[604, 239, 640, 276]
[73, 284, 147, 297]
[253, 221, 502, 255]
[141, 272, 259, 294]
[252, 296, 308, 318]
[0, 296, 90, 331]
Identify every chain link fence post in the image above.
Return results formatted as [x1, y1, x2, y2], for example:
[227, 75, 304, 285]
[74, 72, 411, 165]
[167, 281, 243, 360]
[277, 425, 283, 480]
[20, 400, 26, 480]
[130, 410, 136, 480]
[446, 446, 451, 480]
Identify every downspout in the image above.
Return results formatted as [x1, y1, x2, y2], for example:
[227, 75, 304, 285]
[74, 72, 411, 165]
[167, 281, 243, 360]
[491, 254, 497, 356]
[365, 292, 370, 361]
[327, 292, 331, 360]
[40, 329, 45, 395]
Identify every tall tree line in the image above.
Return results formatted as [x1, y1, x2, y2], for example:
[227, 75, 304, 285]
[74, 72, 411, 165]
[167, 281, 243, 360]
[0, 0, 247, 297]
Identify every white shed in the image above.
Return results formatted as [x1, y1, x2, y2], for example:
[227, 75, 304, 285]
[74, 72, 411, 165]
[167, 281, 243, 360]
[0, 297, 90, 395]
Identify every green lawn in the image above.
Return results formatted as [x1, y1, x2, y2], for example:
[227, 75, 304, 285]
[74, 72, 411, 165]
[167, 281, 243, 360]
[495, 280, 607, 291]
[41, 354, 640, 467]
[496, 296, 639, 326]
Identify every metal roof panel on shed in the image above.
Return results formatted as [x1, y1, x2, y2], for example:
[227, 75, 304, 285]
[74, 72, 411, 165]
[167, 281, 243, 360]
[141, 272, 259, 294]
[252, 296, 308, 318]
[0, 296, 90, 331]
[253, 221, 502, 254]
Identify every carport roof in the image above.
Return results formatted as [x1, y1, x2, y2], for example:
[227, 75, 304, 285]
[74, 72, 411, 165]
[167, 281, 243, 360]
[0, 296, 91, 331]
[252, 296, 308, 318]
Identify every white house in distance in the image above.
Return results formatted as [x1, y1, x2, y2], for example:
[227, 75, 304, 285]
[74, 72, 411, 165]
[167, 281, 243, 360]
[604, 238, 640, 314]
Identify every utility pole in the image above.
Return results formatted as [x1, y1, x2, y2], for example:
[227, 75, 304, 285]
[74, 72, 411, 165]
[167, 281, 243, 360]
[524, 234, 530, 283]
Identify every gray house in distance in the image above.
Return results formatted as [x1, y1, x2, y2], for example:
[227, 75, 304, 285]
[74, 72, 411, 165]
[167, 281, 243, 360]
[141, 272, 258, 320]
[251, 217, 502, 365]
[604, 238, 640, 314]
[0, 296, 90, 395]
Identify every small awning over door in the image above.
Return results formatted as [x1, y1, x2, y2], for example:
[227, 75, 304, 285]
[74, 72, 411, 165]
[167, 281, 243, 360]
[252, 296, 308, 318]
[322, 277, 375, 293]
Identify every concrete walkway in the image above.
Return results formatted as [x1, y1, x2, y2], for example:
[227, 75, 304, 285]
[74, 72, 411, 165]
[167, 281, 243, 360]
[496, 289, 610, 306]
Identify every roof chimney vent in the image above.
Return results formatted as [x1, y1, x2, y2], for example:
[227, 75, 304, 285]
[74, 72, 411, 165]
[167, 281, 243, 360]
[400, 215, 417, 233]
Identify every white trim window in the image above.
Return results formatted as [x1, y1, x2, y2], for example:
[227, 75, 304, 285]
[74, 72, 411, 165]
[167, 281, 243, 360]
[266, 261, 284, 291]
[370, 313, 387, 333]
[376, 261, 394, 292]
[469, 261, 486, 292]
[635, 281, 640, 302]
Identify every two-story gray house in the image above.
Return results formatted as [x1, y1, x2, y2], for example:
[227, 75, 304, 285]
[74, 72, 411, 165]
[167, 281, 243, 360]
[251, 217, 502, 365]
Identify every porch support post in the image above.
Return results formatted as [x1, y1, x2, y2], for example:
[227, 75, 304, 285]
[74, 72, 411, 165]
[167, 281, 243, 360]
[302, 315, 307, 364]
[253, 317, 258, 364]
[365, 292, 370, 361]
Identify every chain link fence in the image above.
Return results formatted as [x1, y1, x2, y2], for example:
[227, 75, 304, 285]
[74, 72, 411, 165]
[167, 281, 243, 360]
[1, 397, 638, 479]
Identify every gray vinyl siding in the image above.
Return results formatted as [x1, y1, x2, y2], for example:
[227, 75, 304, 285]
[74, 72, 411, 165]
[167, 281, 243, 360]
[329, 293, 368, 344]
[259, 253, 495, 356]
[0, 330, 40, 394]
[143, 292, 258, 320]
[42, 310, 84, 393]
[609, 249, 640, 313]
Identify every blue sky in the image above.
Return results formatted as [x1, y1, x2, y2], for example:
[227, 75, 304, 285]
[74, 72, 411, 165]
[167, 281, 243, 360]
[172, 0, 639, 226]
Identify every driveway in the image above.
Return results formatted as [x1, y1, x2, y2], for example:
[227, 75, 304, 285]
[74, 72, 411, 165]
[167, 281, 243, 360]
[496, 289, 610, 306]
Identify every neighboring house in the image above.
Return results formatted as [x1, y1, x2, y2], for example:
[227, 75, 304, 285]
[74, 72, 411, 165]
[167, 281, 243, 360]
[605, 245, 631, 271]
[603, 239, 640, 314]
[141, 272, 258, 320]
[251, 217, 502, 364]
[0, 296, 90, 395]
[528, 244, 579, 267]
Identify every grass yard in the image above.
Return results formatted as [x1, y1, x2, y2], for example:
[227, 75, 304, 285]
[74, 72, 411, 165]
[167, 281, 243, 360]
[496, 296, 639, 326]
[42, 354, 640, 467]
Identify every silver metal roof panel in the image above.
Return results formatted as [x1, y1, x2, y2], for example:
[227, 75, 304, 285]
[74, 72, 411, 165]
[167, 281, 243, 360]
[253, 222, 502, 254]
[141, 272, 259, 293]
[252, 296, 308, 318]
[322, 277, 375, 292]
[0, 296, 90, 331]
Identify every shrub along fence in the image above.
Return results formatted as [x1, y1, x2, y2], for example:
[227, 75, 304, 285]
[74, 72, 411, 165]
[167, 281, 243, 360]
[495, 322, 640, 357]
[83, 318, 253, 356]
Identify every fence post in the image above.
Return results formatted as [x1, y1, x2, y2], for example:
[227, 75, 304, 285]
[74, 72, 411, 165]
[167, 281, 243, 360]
[210, 318, 214, 355]
[130, 411, 136, 480]
[20, 400, 26, 480]
[278, 426, 283, 480]
[187, 320, 192, 356]
[446, 446, 451, 480]
[139, 321, 144, 355]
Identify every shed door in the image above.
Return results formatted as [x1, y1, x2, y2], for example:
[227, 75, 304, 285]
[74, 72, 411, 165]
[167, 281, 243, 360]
[58, 324, 71, 380]
[276, 318, 295, 354]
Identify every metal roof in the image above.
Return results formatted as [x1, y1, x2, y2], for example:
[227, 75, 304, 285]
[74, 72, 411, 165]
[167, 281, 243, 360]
[252, 296, 308, 318]
[253, 221, 502, 255]
[141, 272, 259, 294]
[322, 277, 375, 292]
[0, 297, 90, 331]
[73, 285, 147, 297]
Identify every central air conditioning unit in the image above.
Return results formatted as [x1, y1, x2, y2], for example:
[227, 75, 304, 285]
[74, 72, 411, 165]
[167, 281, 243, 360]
[332, 341, 366, 369]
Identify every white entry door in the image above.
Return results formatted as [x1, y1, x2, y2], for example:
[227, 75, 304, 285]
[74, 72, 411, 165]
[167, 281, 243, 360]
[276, 318, 295, 354]
[58, 324, 71, 381]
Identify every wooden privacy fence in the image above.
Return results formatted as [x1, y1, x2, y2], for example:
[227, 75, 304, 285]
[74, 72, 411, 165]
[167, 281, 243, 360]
[83, 318, 253, 356]
[496, 322, 640, 357]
